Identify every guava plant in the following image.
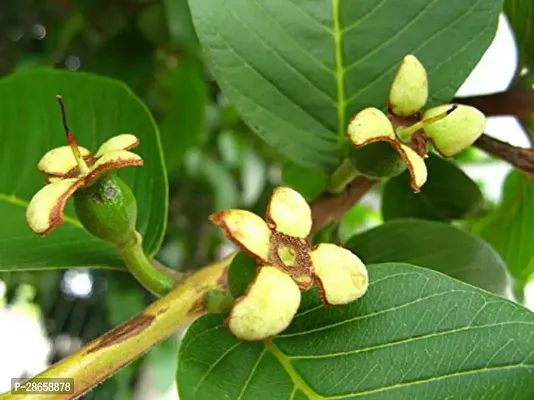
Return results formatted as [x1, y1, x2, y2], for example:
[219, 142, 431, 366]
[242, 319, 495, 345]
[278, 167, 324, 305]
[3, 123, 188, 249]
[1, 0, 534, 399]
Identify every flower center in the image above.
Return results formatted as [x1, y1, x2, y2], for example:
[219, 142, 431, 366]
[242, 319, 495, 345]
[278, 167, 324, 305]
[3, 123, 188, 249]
[396, 105, 457, 142]
[277, 246, 296, 267]
[268, 231, 314, 290]
[56, 95, 90, 175]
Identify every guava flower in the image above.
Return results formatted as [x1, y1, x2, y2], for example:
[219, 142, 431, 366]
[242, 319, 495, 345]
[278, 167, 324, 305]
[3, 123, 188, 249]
[347, 55, 486, 192]
[26, 96, 143, 235]
[210, 186, 368, 341]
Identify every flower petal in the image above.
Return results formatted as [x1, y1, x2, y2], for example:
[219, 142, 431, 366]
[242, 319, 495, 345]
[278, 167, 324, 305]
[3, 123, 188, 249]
[209, 210, 271, 262]
[388, 55, 428, 117]
[395, 142, 428, 192]
[346, 107, 396, 146]
[38, 146, 91, 177]
[423, 104, 486, 157]
[227, 266, 301, 341]
[266, 187, 311, 238]
[95, 134, 140, 157]
[311, 244, 368, 306]
[86, 150, 143, 183]
[26, 178, 84, 235]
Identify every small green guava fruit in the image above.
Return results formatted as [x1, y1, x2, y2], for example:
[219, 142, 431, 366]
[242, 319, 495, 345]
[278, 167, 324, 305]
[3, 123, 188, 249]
[74, 174, 138, 246]
[25, 96, 143, 237]
[348, 142, 407, 179]
[423, 104, 486, 157]
[388, 54, 428, 117]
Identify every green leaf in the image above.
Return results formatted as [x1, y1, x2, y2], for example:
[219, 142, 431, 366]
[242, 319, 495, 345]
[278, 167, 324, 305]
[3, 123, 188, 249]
[281, 161, 327, 201]
[156, 57, 208, 173]
[345, 219, 510, 296]
[504, 0, 534, 70]
[177, 263, 533, 399]
[188, 0, 501, 172]
[228, 252, 258, 298]
[0, 70, 167, 270]
[473, 170, 534, 282]
[381, 155, 483, 221]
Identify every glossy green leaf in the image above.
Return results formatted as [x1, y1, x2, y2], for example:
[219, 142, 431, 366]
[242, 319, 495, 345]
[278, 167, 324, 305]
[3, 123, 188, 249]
[473, 170, 534, 281]
[346, 219, 510, 296]
[281, 161, 327, 201]
[381, 155, 483, 221]
[156, 57, 208, 173]
[189, 0, 501, 172]
[504, 0, 534, 70]
[0, 70, 167, 270]
[177, 263, 533, 399]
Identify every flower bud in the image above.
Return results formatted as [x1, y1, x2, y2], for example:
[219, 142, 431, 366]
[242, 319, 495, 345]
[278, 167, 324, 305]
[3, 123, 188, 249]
[73, 174, 138, 246]
[423, 104, 485, 157]
[388, 55, 428, 117]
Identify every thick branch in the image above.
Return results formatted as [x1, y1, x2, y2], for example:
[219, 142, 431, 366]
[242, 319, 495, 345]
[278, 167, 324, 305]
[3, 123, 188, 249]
[475, 134, 534, 174]
[0, 256, 233, 400]
[310, 175, 377, 234]
[454, 91, 534, 119]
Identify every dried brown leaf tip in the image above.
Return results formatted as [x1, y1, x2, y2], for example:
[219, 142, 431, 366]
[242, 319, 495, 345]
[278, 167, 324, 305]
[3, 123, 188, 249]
[346, 54, 486, 192]
[210, 187, 369, 341]
[26, 96, 143, 235]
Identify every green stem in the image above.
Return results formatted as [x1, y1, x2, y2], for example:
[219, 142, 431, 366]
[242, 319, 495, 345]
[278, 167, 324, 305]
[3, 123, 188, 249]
[116, 232, 182, 297]
[0, 254, 235, 400]
[327, 159, 360, 194]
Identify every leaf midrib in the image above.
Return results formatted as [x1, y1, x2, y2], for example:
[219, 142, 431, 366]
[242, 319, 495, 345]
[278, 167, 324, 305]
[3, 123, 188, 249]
[0, 193, 82, 228]
[264, 339, 323, 400]
[331, 0, 345, 140]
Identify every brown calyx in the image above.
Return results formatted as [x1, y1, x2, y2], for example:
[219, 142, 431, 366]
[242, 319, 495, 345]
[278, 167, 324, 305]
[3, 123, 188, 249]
[267, 231, 313, 290]
[388, 112, 429, 157]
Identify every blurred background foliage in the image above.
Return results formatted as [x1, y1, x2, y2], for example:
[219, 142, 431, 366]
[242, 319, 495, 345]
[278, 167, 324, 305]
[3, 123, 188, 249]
[0, 0, 282, 398]
[0, 0, 532, 398]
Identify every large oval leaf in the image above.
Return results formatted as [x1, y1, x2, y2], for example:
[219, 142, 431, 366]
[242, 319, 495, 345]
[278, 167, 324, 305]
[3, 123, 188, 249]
[188, 0, 501, 171]
[177, 263, 534, 399]
[381, 155, 483, 221]
[473, 170, 534, 282]
[0, 70, 167, 270]
[345, 219, 510, 296]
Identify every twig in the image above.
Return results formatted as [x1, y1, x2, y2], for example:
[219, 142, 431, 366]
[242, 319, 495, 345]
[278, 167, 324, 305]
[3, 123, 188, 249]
[454, 91, 534, 119]
[310, 176, 377, 234]
[475, 134, 534, 174]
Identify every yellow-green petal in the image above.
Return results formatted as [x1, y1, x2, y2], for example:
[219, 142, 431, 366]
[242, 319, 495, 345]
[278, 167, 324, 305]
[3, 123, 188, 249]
[388, 55, 428, 117]
[346, 107, 395, 147]
[209, 209, 271, 262]
[26, 178, 83, 235]
[38, 146, 91, 177]
[266, 187, 312, 238]
[227, 266, 301, 341]
[423, 104, 486, 157]
[86, 150, 143, 182]
[95, 134, 140, 157]
[311, 244, 368, 306]
[396, 142, 428, 192]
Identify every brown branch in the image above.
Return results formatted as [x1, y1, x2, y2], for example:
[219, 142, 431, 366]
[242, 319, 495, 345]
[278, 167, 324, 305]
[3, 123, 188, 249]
[475, 134, 534, 174]
[310, 176, 377, 234]
[454, 91, 534, 119]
